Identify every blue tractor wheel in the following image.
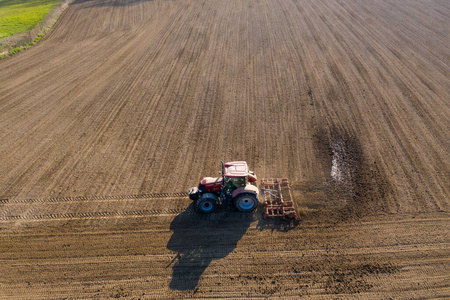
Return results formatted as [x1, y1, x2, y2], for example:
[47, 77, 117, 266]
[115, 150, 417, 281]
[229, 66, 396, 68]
[233, 193, 259, 212]
[196, 197, 217, 213]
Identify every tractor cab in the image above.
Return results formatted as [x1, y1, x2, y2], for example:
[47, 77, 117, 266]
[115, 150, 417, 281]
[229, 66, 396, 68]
[189, 161, 259, 213]
[223, 161, 257, 183]
[222, 161, 257, 196]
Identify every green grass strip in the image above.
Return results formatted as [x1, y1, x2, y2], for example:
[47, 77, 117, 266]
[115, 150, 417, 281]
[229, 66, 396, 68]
[0, 0, 60, 38]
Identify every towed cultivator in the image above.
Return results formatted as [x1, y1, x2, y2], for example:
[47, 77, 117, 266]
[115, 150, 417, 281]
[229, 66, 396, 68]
[260, 178, 299, 220]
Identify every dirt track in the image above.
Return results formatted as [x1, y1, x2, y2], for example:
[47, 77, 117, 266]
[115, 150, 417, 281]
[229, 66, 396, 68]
[0, 0, 449, 298]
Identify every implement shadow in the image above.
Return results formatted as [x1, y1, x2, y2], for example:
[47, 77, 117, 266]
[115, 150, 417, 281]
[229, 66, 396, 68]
[167, 203, 253, 290]
[255, 216, 299, 232]
[253, 204, 300, 232]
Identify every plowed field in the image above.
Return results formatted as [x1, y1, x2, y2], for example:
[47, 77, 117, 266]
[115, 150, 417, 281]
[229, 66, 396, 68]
[0, 0, 449, 298]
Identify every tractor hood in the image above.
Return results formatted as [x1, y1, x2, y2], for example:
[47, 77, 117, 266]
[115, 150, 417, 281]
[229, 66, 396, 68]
[200, 177, 222, 185]
[200, 177, 223, 193]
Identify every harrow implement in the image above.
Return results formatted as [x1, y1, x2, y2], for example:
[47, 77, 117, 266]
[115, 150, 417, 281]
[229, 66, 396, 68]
[260, 178, 299, 220]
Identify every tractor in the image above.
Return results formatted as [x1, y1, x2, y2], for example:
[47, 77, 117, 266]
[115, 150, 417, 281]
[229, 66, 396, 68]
[188, 161, 259, 213]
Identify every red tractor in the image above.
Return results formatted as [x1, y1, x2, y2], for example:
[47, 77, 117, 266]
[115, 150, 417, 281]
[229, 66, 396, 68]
[188, 161, 259, 213]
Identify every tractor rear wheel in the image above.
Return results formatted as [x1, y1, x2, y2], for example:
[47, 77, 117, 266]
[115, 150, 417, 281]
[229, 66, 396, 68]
[234, 193, 259, 212]
[196, 197, 217, 214]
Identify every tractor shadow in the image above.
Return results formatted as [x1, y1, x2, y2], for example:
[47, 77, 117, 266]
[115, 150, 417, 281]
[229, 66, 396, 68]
[167, 203, 253, 290]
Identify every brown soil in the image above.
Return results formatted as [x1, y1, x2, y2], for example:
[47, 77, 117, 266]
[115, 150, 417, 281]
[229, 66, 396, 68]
[0, 0, 449, 298]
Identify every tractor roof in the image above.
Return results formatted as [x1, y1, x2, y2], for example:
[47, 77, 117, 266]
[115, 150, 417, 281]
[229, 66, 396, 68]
[224, 161, 249, 177]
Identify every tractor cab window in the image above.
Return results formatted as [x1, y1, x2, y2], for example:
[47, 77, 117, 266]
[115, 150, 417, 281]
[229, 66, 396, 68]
[225, 177, 246, 193]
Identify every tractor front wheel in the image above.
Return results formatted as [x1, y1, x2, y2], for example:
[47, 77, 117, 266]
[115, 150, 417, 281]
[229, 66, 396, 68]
[196, 197, 217, 214]
[234, 193, 259, 212]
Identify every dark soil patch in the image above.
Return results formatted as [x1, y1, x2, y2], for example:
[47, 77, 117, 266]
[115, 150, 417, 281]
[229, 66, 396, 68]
[312, 125, 394, 223]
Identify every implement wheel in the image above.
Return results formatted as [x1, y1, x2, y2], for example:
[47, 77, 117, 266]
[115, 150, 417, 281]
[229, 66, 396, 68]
[196, 197, 217, 214]
[234, 193, 259, 212]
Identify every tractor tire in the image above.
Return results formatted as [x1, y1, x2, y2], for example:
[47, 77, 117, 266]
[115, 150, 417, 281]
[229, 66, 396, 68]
[233, 193, 259, 212]
[196, 197, 217, 214]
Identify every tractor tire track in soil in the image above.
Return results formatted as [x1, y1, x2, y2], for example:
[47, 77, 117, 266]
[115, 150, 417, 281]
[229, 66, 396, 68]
[0, 194, 194, 221]
[1, 192, 188, 204]
[0, 0, 449, 298]
[0, 208, 186, 221]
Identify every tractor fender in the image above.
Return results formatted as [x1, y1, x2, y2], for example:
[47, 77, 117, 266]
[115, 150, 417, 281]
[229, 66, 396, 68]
[232, 185, 259, 199]
[201, 193, 219, 203]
